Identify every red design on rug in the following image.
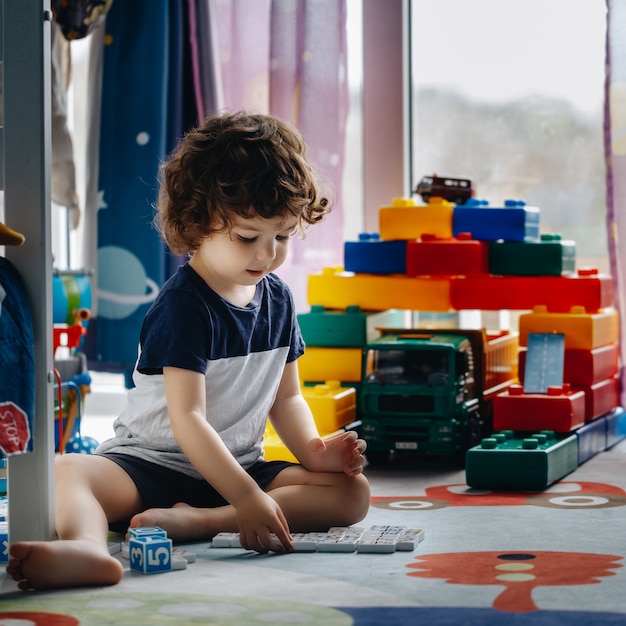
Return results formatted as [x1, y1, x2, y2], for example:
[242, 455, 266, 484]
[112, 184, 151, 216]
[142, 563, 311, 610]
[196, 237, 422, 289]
[370, 482, 626, 510]
[0, 612, 79, 625]
[407, 551, 623, 612]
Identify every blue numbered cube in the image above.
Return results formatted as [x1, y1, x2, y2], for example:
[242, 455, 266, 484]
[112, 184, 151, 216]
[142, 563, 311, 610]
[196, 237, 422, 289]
[129, 526, 167, 539]
[129, 535, 173, 574]
[0, 520, 8, 563]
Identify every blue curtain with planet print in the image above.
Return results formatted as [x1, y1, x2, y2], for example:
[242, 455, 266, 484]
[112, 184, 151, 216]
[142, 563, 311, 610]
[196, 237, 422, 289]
[83, 0, 197, 382]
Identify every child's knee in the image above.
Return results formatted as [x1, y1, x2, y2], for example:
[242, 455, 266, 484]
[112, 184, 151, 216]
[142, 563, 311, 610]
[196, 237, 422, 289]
[339, 474, 370, 524]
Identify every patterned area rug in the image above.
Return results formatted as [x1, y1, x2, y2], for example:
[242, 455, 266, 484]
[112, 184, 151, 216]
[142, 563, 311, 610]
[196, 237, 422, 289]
[2, 442, 626, 625]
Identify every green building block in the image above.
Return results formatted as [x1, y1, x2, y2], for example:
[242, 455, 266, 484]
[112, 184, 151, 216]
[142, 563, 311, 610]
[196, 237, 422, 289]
[297, 305, 368, 347]
[465, 429, 579, 490]
[488, 234, 576, 276]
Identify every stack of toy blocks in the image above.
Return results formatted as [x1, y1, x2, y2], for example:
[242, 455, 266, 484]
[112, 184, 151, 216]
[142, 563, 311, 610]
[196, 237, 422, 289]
[302, 190, 622, 484]
[123, 526, 193, 574]
[309, 196, 612, 314]
[263, 305, 382, 461]
[466, 302, 623, 489]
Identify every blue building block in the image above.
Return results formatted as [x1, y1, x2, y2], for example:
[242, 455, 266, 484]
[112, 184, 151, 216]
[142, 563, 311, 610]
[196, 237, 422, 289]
[453, 199, 540, 242]
[606, 406, 626, 448]
[344, 234, 407, 274]
[0, 520, 7, 563]
[129, 526, 167, 539]
[576, 415, 607, 464]
[129, 535, 173, 574]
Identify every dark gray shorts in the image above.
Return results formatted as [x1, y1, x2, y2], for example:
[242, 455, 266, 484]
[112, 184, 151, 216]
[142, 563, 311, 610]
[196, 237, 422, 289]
[102, 452, 298, 533]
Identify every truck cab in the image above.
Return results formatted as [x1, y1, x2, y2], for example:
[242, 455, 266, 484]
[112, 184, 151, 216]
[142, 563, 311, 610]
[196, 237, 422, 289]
[360, 329, 518, 463]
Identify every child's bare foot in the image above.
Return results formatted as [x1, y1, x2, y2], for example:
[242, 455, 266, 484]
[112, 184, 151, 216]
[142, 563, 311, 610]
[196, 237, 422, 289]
[7, 540, 124, 590]
[130, 502, 232, 542]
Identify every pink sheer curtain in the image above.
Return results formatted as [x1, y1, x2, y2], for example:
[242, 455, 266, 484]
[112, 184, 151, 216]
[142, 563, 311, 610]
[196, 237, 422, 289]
[605, 0, 626, 405]
[196, 0, 349, 311]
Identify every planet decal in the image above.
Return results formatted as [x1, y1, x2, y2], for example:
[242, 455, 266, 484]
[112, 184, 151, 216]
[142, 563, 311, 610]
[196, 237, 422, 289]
[97, 246, 159, 320]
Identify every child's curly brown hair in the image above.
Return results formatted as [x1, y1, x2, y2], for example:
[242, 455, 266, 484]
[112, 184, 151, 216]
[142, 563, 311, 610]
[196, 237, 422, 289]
[156, 111, 331, 255]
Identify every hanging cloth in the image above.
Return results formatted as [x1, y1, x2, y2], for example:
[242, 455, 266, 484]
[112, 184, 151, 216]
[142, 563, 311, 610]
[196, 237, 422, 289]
[0, 258, 35, 457]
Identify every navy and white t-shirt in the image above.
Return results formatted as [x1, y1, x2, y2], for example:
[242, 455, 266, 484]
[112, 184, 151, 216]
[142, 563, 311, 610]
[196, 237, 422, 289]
[97, 263, 305, 478]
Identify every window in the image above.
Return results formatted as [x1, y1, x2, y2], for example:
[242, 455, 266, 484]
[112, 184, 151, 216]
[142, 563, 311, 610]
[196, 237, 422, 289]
[410, 0, 608, 271]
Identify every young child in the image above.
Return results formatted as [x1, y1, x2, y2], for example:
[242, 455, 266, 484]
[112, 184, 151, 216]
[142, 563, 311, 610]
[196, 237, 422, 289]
[7, 111, 370, 590]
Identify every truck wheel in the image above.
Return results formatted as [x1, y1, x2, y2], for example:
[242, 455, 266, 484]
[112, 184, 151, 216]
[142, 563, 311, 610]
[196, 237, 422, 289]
[465, 416, 483, 450]
[366, 450, 391, 466]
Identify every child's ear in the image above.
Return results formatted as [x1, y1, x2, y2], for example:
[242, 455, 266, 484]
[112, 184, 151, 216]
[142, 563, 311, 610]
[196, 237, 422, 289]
[0, 221, 25, 246]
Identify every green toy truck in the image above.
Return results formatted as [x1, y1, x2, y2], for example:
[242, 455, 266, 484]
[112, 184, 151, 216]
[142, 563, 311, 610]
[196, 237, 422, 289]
[360, 328, 519, 463]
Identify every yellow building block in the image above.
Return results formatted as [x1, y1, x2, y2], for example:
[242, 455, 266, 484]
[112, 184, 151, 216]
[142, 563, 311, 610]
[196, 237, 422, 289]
[307, 267, 452, 312]
[302, 381, 357, 433]
[518, 305, 619, 349]
[379, 197, 454, 241]
[298, 346, 362, 383]
[263, 426, 352, 463]
[263, 429, 298, 462]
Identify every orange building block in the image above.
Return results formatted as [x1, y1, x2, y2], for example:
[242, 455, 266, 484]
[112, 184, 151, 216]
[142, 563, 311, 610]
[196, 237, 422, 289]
[379, 197, 454, 241]
[307, 267, 452, 312]
[298, 346, 363, 383]
[449, 269, 613, 313]
[493, 384, 586, 433]
[518, 306, 619, 350]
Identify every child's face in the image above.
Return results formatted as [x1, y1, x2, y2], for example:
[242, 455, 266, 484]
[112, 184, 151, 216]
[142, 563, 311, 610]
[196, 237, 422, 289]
[193, 214, 297, 290]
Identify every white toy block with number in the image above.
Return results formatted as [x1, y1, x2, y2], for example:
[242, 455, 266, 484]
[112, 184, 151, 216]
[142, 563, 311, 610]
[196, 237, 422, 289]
[129, 535, 173, 574]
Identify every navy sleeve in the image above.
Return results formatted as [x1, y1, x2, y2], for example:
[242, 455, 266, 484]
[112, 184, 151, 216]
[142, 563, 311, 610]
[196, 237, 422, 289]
[137, 289, 212, 375]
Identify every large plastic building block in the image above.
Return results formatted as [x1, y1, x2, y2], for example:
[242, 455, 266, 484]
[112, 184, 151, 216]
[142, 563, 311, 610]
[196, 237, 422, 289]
[298, 305, 368, 348]
[518, 305, 619, 349]
[576, 416, 608, 464]
[264, 421, 361, 463]
[379, 197, 454, 241]
[519, 343, 619, 387]
[493, 384, 586, 433]
[577, 377, 620, 422]
[307, 267, 452, 312]
[298, 346, 363, 383]
[465, 430, 579, 489]
[452, 199, 540, 242]
[449, 269, 613, 313]
[606, 406, 626, 448]
[488, 234, 576, 276]
[302, 381, 357, 433]
[344, 234, 407, 274]
[405, 233, 489, 276]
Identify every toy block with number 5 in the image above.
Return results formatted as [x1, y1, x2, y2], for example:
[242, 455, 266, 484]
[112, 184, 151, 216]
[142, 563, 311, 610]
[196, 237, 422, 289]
[129, 535, 173, 574]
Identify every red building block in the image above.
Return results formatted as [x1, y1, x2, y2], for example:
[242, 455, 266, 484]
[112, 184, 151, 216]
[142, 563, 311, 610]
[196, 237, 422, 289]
[575, 377, 620, 422]
[449, 268, 613, 312]
[493, 384, 586, 433]
[405, 233, 489, 277]
[519, 344, 619, 387]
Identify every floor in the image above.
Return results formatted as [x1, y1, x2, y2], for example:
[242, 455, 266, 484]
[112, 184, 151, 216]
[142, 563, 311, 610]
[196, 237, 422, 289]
[78, 371, 127, 445]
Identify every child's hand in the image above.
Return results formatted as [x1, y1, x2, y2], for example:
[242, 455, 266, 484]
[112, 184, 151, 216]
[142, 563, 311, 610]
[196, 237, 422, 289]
[235, 490, 293, 553]
[307, 430, 367, 476]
